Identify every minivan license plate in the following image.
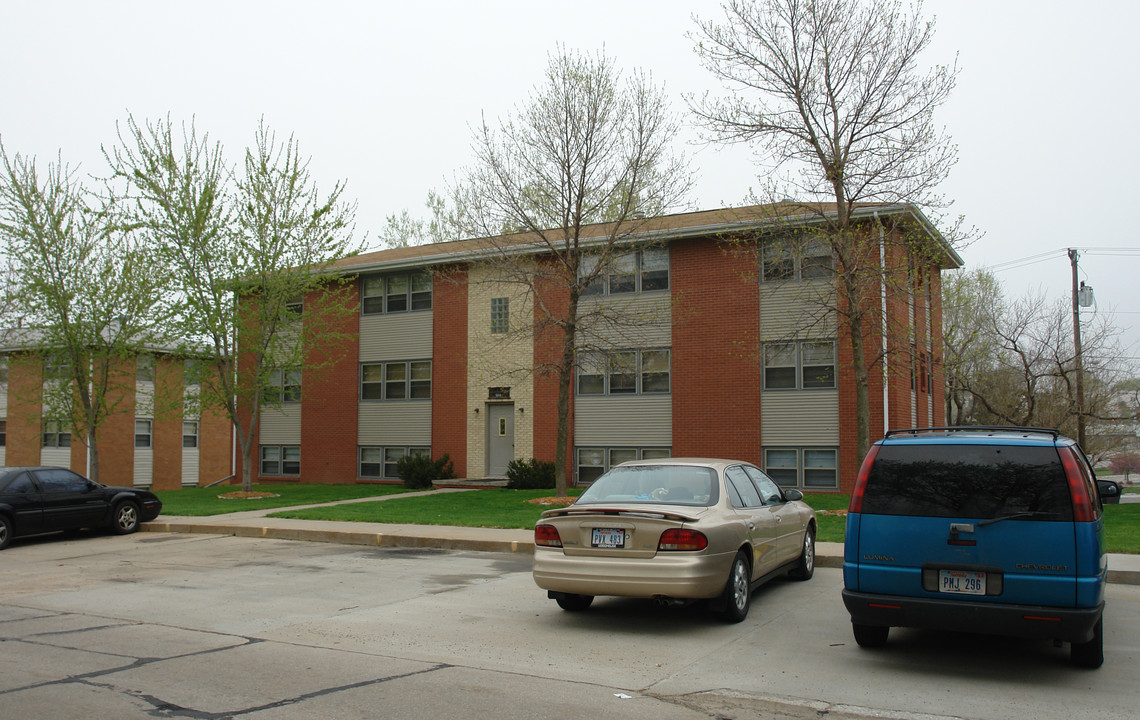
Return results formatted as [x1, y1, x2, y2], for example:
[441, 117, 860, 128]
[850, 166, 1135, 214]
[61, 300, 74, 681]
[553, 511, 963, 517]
[592, 528, 624, 548]
[939, 569, 986, 595]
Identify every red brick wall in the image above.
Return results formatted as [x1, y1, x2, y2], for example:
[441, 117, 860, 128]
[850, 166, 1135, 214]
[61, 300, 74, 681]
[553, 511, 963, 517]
[672, 238, 764, 465]
[151, 356, 183, 491]
[929, 267, 947, 425]
[432, 268, 468, 471]
[300, 282, 360, 483]
[96, 358, 136, 487]
[6, 353, 42, 466]
[199, 364, 234, 486]
[533, 258, 571, 464]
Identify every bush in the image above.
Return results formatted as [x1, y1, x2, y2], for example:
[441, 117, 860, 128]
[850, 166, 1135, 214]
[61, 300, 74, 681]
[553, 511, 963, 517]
[396, 453, 456, 490]
[506, 458, 556, 490]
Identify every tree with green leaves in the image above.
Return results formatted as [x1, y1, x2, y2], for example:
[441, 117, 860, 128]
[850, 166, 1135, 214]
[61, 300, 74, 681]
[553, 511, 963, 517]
[107, 117, 361, 491]
[0, 141, 171, 482]
[692, 0, 962, 463]
[448, 47, 692, 495]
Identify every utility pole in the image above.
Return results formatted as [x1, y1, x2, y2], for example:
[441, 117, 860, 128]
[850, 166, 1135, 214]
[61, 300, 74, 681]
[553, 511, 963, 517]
[1069, 248, 1085, 447]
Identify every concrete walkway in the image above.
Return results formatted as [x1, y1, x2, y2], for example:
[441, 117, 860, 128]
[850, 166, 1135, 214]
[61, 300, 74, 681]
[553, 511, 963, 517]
[140, 489, 1140, 585]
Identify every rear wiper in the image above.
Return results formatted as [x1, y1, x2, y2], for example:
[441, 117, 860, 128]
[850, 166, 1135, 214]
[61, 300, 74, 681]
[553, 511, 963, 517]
[978, 511, 1058, 527]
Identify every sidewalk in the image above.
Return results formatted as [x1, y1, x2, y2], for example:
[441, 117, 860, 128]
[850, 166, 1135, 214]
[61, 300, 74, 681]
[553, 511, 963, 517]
[140, 490, 1140, 585]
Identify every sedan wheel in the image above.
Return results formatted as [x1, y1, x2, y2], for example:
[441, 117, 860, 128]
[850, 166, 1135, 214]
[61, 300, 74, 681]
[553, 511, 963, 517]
[112, 502, 140, 535]
[789, 527, 815, 581]
[0, 515, 11, 550]
[555, 594, 594, 612]
[720, 551, 751, 623]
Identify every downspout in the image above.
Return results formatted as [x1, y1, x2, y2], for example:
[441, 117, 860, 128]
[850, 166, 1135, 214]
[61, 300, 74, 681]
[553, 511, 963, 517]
[875, 212, 889, 436]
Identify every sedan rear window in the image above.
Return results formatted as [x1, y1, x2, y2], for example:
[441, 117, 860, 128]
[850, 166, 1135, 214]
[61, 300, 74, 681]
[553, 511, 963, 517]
[576, 465, 718, 506]
[863, 444, 1073, 521]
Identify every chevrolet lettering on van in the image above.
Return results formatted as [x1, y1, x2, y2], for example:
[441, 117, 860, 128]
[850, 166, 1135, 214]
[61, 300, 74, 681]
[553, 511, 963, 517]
[863, 554, 895, 562]
[1016, 563, 1069, 572]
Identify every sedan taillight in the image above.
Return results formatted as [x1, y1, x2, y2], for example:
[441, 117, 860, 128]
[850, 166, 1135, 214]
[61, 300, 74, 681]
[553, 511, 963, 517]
[534, 524, 563, 548]
[657, 529, 708, 551]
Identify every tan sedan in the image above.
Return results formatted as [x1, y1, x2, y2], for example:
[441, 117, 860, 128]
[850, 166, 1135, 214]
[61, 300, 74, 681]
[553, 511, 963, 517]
[532, 458, 817, 621]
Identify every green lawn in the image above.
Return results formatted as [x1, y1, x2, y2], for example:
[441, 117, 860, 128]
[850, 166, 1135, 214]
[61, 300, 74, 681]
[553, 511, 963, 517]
[154, 483, 414, 516]
[1103, 504, 1140, 554]
[270, 488, 583, 529]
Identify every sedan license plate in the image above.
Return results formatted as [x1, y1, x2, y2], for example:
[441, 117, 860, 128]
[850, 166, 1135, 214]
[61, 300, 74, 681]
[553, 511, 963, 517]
[592, 528, 625, 548]
[939, 569, 986, 595]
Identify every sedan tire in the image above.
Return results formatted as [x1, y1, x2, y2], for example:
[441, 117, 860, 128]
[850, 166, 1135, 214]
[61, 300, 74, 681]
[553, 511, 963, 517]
[720, 551, 752, 623]
[112, 501, 140, 535]
[788, 527, 815, 581]
[0, 514, 11, 550]
[555, 594, 594, 612]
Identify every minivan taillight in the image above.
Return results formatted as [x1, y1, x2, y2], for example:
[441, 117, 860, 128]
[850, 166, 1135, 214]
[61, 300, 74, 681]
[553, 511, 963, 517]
[657, 529, 708, 551]
[534, 524, 563, 547]
[1059, 447, 1096, 522]
[849, 444, 880, 514]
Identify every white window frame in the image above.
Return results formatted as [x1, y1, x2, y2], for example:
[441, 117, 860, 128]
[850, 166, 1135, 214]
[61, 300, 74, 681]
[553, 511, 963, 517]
[763, 340, 836, 390]
[576, 349, 671, 396]
[574, 447, 672, 485]
[763, 447, 838, 489]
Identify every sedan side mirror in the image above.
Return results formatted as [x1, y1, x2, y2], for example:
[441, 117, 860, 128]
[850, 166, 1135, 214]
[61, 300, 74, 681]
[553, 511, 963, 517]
[784, 489, 804, 502]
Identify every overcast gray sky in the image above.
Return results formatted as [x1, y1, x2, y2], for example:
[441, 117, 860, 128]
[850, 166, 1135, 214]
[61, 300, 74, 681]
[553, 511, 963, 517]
[3, 0, 1139, 353]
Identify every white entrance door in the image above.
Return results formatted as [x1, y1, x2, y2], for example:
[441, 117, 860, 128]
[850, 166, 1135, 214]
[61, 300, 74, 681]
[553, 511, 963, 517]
[486, 404, 515, 477]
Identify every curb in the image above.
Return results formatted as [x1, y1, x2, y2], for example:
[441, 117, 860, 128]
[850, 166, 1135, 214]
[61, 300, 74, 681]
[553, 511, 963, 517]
[140, 522, 1140, 585]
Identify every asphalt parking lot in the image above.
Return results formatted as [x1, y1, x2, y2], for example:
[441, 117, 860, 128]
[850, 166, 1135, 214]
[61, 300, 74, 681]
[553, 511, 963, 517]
[1, 531, 1138, 719]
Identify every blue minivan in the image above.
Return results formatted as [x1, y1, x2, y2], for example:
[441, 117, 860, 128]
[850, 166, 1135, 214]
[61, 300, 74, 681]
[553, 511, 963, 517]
[842, 427, 1108, 668]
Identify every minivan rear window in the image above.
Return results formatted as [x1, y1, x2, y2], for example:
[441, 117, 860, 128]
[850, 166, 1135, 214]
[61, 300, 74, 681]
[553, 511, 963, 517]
[862, 444, 1073, 521]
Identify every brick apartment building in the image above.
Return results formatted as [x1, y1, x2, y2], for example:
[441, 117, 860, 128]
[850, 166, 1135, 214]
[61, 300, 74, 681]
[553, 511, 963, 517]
[0, 346, 232, 490]
[243, 203, 961, 493]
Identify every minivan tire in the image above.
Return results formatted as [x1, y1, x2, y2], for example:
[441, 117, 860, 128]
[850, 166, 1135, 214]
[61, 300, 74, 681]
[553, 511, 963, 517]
[1071, 618, 1104, 669]
[853, 623, 889, 648]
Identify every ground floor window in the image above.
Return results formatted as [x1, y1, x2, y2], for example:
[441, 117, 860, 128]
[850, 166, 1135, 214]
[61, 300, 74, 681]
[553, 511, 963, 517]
[763, 447, 838, 489]
[575, 447, 672, 484]
[261, 445, 300, 476]
[43, 420, 71, 448]
[359, 446, 430, 479]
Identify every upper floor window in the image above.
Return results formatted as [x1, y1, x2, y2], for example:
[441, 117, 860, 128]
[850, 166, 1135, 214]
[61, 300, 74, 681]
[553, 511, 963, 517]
[361, 360, 431, 400]
[135, 419, 153, 448]
[761, 237, 834, 282]
[490, 297, 510, 334]
[42, 420, 70, 448]
[284, 297, 303, 318]
[0, 419, 6, 447]
[44, 357, 70, 382]
[0, 354, 8, 383]
[136, 355, 155, 382]
[362, 272, 432, 314]
[581, 247, 669, 296]
[577, 349, 670, 396]
[183, 421, 199, 449]
[264, 369, 301, 403]
[763, 340, 836, 390]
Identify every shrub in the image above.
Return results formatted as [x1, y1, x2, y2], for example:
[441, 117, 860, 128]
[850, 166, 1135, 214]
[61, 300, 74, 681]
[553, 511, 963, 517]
[506, 458, 556, 490]
[396, 453, 456, 489]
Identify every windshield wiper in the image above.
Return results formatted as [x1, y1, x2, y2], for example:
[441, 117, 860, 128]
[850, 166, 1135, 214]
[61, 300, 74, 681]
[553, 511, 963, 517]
[978, 511, 1058, 527]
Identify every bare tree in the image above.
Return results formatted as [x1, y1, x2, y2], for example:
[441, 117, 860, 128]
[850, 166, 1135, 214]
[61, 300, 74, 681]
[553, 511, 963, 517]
[0, 141, 171, 481]
[450, 48, 692, 495]
[691, 0, 962, 461]
[108, 117, 361, 491]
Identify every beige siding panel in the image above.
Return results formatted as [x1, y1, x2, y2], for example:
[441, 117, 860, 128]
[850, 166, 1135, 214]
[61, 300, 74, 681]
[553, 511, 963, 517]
[0, 448, 5, 466]
[0, 384, 7, 415]
[574, 396, 672, 446]
[41, 447, 67, 467]
[259, 405, 302, 444]
[358, 402, 432, 445]
[758, 282, 837, 340]
[359, 312, 433, 361]
[760, 391, 839, 445]
[577, 293, 671, 349]
[133, 448, 153, 488]
[182, 448, 200, 487]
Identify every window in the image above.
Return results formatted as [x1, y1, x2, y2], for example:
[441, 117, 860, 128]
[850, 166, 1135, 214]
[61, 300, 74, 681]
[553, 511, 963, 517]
[362, 272, 432, 314]
[761, 236, 835, 282]
[0, 419, 6, 447]
[136, 355, 155, 382]
[581, 247, 670, 296]
[183, 358, 201, 387]
[576, 349, 670, 396]
[361, 361, 431, 400]
[575, 447, 672, 484]
[35, 468, 88, 492]
[0, 354, 8, 383]
[359, 446, 430, 479]
[135, 420, 153, 448]
[491, 297, 509, 334]
[284, 297, 303, 318]
[265, 369, 301, 403]
[763, 340, 836, 390]
[42, 420, 70, 448]
[763, 447, 838, 489]
[261, 445, 300, 476]
[183, 421, 199, 449]
[44, 357, 70, 381]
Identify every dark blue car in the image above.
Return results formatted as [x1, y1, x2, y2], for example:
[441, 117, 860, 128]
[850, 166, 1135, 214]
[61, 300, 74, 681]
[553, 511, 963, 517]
[842, 427, 1108, 668]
